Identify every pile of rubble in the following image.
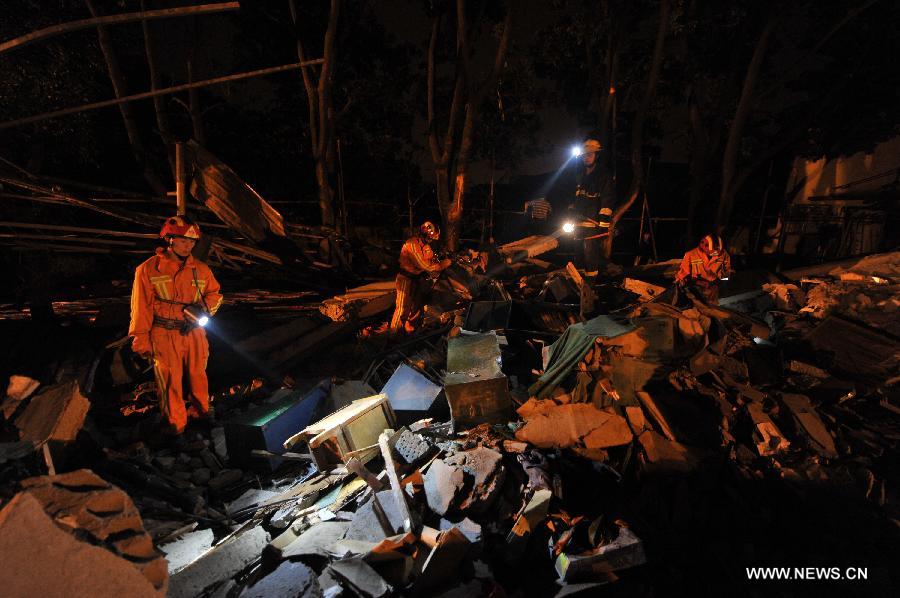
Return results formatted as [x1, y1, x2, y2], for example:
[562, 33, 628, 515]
[1, 249, 898, 596]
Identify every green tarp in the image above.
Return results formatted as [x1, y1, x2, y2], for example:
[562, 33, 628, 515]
[528, 315, 636, 399]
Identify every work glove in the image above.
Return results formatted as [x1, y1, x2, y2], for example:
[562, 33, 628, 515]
[132, 334, 151, 359]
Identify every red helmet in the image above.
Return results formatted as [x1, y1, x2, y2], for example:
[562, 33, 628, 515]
[419, 221, 440, 241]
[700, 234, 723, 255]
[160, 216, 200, 240]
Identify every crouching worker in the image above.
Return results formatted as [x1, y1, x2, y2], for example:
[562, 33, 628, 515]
[390, 221, 452, 334]
[675, 233, 732, 304]
[129, 216, 223, 435]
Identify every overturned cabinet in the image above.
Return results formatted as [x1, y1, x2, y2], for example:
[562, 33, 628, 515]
[284, 394, 396, 470]
[444, 332, 511, 431]
[225, 382, 329, 469]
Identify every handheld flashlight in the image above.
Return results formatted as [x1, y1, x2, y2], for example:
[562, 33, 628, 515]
[562, 221, 576, 234]
[571, 146, 582, 158]
[183, 304, 209, 327]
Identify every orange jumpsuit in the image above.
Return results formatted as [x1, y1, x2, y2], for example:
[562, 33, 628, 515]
[129, 248, 223, 433]
[675, 246, 732, 304]
[390, 237, 446, 333]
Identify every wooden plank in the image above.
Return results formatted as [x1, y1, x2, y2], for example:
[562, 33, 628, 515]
[0, 61, 324, 131]
[319, 281, 396, 322]
[0, 2, 240, 55]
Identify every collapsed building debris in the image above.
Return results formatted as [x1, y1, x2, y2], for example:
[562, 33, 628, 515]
[1, 243, 898, 596]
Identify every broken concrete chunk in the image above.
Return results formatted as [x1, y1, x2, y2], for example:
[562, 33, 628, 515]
[423, 458, 467, 516]
[624, 405, 648, 435]
[424, 446, 507, 518]
[21, 469, 168, 592]
[15, 379, 89, 444]
[515, 403, 631, 450]
[318, 566, 345, 598]
[439, 517, 483, 545]
[345, 490, 406, 542]
[390, 427, 435, 467]
[239, 560, 321, 598]
[780, 393, 838, 458]
[281, 521, 350, 558]
[417, 527, 472, 592]
[555, 526, 646, 582]
[169, 525, 270, 598]
[159, 528, 215, 576]
[506, 488, 552, 557]
[0, 493, 160, 598]
[786, 360, 830, 379]
[747, 403, 790, 456]
[637, 430, 701, 473]
[2, 374, 40, 419]
[330, 556, 392, 598]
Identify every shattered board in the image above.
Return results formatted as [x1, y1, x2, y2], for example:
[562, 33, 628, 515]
[381, 363, 442, 412]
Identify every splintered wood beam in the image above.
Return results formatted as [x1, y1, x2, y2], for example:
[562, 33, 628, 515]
[0, 2, 240, 55]
[0, 221, 157, 238]
[0, 60, 324, 131]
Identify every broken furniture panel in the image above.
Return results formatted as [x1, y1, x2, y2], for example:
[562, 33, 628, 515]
[224, 382, 328, 469]
[444, 332, 512, 430]
[380, 363, 443, 421]
[285, 394, 396, 470]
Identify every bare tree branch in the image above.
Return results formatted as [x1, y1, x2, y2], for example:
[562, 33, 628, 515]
[0, 2, 239, 55]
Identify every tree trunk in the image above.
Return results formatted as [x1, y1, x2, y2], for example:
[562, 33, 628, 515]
[140, 0, 174, 175]
[718, 17, 775, 231]
[602, 0, 669, 258]
[289, 0, 340, 228]
[315, 159, 335, 229]
[84, 0, 167, 196]
[429, 0, 512, 251]
[187, 58, 207, 146]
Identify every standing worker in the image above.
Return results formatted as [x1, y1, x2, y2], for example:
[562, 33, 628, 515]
[390, 221, 452, 334]
[675, 233, 732, 304]
[129, 216, 223, 435]
[570, 138, 615, 277]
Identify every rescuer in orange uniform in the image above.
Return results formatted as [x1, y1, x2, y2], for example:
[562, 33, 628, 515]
[129, 216, 223, 434]
[390, 221, 452, 334]
[675, 233, 732, 304]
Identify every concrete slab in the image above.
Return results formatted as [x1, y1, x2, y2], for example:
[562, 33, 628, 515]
[239, 560, 320, 597]
[0, 493, 160, 598]
[169, 525, 270, 598]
